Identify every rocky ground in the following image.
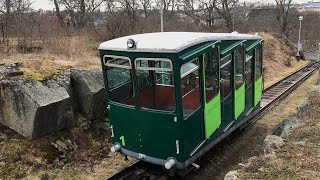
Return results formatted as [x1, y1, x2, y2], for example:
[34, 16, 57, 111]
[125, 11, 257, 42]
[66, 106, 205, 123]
[236, 81, 320, 179]
[0, 115, 134, 180]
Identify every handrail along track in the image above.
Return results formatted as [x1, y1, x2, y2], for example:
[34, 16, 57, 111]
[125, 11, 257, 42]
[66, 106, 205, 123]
[106, 61, 320, 180]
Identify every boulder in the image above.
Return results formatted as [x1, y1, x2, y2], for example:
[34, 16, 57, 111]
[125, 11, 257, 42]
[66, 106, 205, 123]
[0, 63, 23, 79]
[273, 117, 304, 137]
[263, 135, 284, 155]
[71, 69, 107, 121]
[224, 170, 239, 180]
[0, 78, 74, 139]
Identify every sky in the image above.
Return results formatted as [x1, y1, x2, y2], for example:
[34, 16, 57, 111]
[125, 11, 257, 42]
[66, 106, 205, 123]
[32, 0, 54, 10]
[32, 0, 314, 11]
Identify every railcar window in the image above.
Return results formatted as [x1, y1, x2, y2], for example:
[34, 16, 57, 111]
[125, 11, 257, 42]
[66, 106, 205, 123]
[204, 47, 219, 103]
[135, 59, 176, 112]
[104, 56, 134, 105]
[181, 59, 201, 119]
[245, 51, 253, 87]
[255, 46, 262, 80]
[220, 54, 232, 99]
[235, 47, 244, 90]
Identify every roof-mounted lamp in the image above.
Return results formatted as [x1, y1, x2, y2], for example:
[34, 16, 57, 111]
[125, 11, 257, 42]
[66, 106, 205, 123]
[127, 38, 136, 49]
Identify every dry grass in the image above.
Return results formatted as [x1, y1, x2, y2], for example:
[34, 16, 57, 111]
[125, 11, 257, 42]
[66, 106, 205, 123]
[0, 52, 101, 81]
[1, 32, 308, 85]
[0, 116, 135, 180]
[25, 153, 135, 180]
[0, 36, 101, 81]
[258, 72, 319, 129]
[260, 32, 309, 89]
[238, 72, 320, 179]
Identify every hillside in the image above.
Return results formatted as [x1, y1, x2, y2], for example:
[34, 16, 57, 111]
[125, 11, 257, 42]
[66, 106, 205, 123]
[238, 80, 320, 179]
[260, 32, 308, 88]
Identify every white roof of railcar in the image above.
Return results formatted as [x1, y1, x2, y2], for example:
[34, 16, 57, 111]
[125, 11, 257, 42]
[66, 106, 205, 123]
[99, 32, 262, 53]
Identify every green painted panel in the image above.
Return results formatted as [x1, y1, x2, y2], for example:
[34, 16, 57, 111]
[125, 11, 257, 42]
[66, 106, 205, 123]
[221, 40, 246, 56]
[246, 40, 263, 52]
[109, 104, 183, 160]
[182, 109, 205, 158]
[254, 76, 263, 106]
[205, 92, 221, 138]
[179, 41, 220, 61]
[234, 84, 245, 119]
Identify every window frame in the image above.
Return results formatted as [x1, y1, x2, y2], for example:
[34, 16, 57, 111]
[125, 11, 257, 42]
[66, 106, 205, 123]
[255, 46, 263, 81]
[245, 50, 254, 89]
[235, 46, 245, 90]
[220, 53, 233, 100]
[135, 57, 174, 87]
[181, 59, 200, 79]
[103, 55, 132, 69]
[181, 58, 201, 119]
[220, 54, 232, 69]
[135, 58, 173, 72]
[103, 55, 135, 107]
[134, 57, 176, 113]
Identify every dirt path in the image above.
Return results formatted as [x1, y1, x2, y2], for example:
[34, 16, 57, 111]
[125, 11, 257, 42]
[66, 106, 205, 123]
[187, 72, 319, 180]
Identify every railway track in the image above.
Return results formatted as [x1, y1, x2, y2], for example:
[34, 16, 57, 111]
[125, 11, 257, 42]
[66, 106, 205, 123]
[106, 61, 320, 180]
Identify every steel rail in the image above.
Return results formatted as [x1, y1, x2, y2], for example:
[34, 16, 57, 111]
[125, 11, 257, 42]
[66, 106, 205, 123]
[106, 61, 320, 180]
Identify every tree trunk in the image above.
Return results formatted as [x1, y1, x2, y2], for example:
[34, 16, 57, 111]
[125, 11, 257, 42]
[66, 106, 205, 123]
[79, 0, 86, 28]
[53, 0, 65, 27]
[5, 0, 10, 54]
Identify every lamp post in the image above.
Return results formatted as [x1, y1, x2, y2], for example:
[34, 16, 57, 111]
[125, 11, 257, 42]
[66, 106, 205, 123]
[232, 0, 239, 32]
[160, 0, 164, 32]
[297, 16, 303, 58]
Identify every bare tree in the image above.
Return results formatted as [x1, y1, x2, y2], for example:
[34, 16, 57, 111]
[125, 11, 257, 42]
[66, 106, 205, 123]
[275, 0, 293, 38]
[139, 0, 151, 18]
[51, 0, 105, 28]
[182, 0, 238, 32]
[207, 0, 239, 32]
[53, 0, 64, 27]
[0, 0, 34, 53]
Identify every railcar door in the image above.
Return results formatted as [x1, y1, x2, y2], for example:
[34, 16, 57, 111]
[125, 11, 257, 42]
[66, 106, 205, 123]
[254, 45, 263, 106]
[220, 53, 234, 130]
[203, 47, 221, 139]
[244, 50, 254, 115]
[234, 46, 245, 120]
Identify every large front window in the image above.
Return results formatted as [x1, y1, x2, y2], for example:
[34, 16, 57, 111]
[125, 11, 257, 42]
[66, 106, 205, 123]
[104, 56, 134, 105]
[135, 58, 176, 112]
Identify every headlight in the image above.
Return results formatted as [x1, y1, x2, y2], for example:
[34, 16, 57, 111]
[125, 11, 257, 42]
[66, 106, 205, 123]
[127, 38, 136, 49]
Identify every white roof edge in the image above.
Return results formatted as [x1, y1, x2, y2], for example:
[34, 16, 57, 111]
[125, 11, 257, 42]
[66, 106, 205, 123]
[99, 32, 262, 53]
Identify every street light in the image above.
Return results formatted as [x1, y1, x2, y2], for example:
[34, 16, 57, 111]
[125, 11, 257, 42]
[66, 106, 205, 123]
[297, 16, 303, 59]
[232, 0, 239, 32]
[160, 0, 164, 32]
